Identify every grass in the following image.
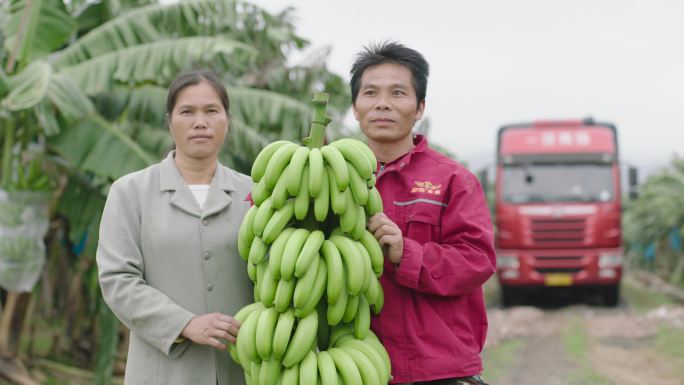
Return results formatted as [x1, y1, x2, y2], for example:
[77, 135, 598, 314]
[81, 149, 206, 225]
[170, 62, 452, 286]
[653, 325, 684, 378]
[566, 370, 613, 385]
[564, 321, 588, 361]
[482, 276, 499, 308]
[21, 325, 55, 358]
[481, 338, 523, 383]
[563, 320, 612, 385]
[623, 277, 677, 313]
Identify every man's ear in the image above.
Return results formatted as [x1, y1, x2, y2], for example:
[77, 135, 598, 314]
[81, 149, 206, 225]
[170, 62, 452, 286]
[352, 103, 360, 121]
[415, 101, 425, 121]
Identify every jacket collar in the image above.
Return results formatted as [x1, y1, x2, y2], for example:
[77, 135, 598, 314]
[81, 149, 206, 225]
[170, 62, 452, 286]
[410, 134, 429, 157]
[160, 151, 234, 218]
[384, 134, 429, 170]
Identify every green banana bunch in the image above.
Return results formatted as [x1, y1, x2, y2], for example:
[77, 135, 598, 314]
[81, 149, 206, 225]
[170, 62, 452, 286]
[293, 254, 321, 309]
[233, 93, 392, 384]
[272, 309, 296, 359]
[298, 350, 318, 385]
[249, 136, 383, 237]
[228, 302, 264, 363]
[7, 157, 56, 192]
[294, 258, 327, 318]
[281, 310, 318, 367]
[232, 303, 392, 385]
[237, 205, 258, 260]
[256, 307, 279, 360]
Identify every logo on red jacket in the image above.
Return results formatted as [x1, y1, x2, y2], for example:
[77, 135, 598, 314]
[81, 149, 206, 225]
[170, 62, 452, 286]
[411, 181, 441, 195]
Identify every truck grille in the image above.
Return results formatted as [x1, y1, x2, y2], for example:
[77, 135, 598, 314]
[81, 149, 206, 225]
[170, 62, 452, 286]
[533, 255, 584, 273]
[534, 267, 583, 274]
[529, 218, 586, 248]
[534, 255, 583, 262]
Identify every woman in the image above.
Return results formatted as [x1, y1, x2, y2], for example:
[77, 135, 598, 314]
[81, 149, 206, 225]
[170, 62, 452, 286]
[96, 70, 253, 385]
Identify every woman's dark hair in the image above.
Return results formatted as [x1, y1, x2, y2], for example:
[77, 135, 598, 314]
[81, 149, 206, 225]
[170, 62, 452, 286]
[166, 70, 230, 119]
[350, 41, 429, 108]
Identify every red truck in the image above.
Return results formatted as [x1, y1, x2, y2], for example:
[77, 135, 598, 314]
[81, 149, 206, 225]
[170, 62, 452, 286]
[494, 118, 626, 306]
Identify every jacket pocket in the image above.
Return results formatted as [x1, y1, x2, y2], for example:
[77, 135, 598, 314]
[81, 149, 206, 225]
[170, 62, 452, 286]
[414, 295, 476, 359]
[394, 199, 445, 243]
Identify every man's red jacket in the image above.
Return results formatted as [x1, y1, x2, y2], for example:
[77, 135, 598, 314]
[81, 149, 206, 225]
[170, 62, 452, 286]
[370, 135, 496, 383]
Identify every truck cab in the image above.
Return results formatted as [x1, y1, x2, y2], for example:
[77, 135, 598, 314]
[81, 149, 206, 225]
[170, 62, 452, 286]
[495, 118, 623, 306]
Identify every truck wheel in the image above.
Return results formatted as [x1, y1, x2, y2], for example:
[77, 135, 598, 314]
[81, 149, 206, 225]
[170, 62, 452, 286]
[500, 285, 517, 308]
[601, 284, 620, 307]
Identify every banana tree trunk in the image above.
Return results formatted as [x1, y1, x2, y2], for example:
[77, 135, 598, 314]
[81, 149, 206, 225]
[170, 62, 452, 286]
[0, 358, 39, 385]
[0, 188, 50, 384]
[0, 292, 33, 355]
[0, 292, 40, 385]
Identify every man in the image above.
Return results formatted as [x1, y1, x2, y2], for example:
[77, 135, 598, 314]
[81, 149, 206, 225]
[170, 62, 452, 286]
[352, 41, 496, 385]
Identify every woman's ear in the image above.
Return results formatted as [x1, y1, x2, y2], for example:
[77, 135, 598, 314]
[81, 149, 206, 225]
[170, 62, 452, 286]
[166, 113, 171, 131]
[224, 118, 231, 145]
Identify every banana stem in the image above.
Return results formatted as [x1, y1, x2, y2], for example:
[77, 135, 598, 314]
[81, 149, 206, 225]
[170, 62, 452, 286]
[306, 93, 331, 149]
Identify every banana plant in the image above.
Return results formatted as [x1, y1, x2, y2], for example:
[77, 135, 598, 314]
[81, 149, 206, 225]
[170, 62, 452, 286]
[1, 0, 349, 257]
[624, 155, 684, 284]
[1, 0, 350, 382]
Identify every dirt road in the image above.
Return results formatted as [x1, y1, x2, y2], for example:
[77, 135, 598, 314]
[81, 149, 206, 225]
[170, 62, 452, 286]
[482, 275, 684, 385]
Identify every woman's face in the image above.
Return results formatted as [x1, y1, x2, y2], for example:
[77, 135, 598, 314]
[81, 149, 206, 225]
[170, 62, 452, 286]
[169, 80, 229, 161]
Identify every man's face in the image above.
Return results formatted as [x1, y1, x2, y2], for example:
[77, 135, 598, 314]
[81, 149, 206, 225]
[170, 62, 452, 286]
[353, 63, 424, 144]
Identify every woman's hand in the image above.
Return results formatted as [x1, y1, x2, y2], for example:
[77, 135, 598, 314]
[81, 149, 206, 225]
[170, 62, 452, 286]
[181, 313, 240, 350]
[367, 212, 404, 265]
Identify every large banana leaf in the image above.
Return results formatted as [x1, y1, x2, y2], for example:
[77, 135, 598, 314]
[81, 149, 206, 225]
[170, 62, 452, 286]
[0, 67, 8, 97]
[132, 123, 173, 157]
[48, 115, 156, 181]
[225, 118, 270, 173]
[1, 61, 50, 111]
[71, 0, 157, 37]
[55, 169, 107, 249]
[58, 37, 256, 96]
[3, 0, 76, 66]
[228, 87, 312, 139]
[54, 0, 242, 67]
[82, 84, 162, 124]
[47, 71, 96, 121]
[38, 70, 98, 135]
[124, 84, 166, 125]
[1, 60, 94, 135]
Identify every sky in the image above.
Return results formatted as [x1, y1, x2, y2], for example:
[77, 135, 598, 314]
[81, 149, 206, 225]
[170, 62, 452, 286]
[250, 0, 683, 175]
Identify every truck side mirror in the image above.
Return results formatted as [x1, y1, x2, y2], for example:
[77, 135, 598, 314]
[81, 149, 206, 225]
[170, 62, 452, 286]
[628, 166, 638, 200]
[478, 169, 489, 194]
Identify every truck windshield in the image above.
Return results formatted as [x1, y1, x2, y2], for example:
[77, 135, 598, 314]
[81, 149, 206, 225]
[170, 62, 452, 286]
[502, 163, 614, 203]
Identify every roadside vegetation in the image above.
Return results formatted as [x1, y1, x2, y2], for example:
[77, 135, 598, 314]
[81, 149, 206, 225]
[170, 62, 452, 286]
[624, 156, 684, 288]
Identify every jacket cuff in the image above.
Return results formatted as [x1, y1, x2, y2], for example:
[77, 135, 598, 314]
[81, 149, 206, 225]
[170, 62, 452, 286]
[394, 237, 423, 289]
[161, 311, 196, 357]
[169, 338, 191, 358]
